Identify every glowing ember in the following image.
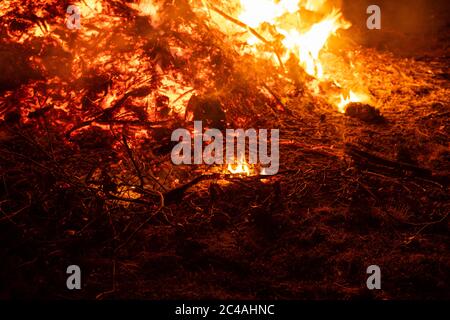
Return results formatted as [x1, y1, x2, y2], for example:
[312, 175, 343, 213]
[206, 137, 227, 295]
[337, 90, 371, 113]
[227, 156, 251, 176]
[129, 0, 159, 16]
[76, 0, 103, 18]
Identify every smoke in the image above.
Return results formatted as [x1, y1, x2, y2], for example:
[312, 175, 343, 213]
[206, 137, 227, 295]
[342, 0, 450, 55]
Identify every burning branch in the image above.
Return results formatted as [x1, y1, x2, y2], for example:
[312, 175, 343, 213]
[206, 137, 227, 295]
[206, 3, 285, 69]
[65, 86, 155, 138]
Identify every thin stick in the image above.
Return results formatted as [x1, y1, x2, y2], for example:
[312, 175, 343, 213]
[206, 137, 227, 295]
[262, 84, 288, 113]
[122, 134, 145, 188]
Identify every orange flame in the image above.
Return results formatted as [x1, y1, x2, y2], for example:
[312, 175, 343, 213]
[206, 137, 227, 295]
[76, 0, 103, 19]
[227, 156, 251, 176]
[206, 0, 366, 111]
[129, 0, 159, 16]
[280, 10, 351, 78]
[236, 1, 351, 79]
[337, 90, 370, 113]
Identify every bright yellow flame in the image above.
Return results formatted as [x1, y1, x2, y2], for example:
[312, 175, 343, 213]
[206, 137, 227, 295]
[76, 0, 103, 19]
[235, 1, 351, 80]
[281, 10, 350, 78]
[337, 90, 370, 113]
[304, 0, 327, 11]
[231, 0, 367, 111]
[31, 24, 50, 37]
[129, 0, 158, 16]
[227, 156, 251, 176]
[238, 0, 299, 27]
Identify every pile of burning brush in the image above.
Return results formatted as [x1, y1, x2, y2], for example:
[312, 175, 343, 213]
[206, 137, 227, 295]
[0, 0, 449, 301]
[0, 0, 380, 203]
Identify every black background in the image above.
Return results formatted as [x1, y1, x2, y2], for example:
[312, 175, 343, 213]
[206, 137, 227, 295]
[342, 0, 450, 55]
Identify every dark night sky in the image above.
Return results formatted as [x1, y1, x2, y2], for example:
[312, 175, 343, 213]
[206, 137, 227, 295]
[343, 0, 449, 30]
[341, 0, 450, 55]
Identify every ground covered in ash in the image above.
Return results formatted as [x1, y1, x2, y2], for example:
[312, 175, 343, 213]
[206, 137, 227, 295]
[0, 0, 449, 300]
